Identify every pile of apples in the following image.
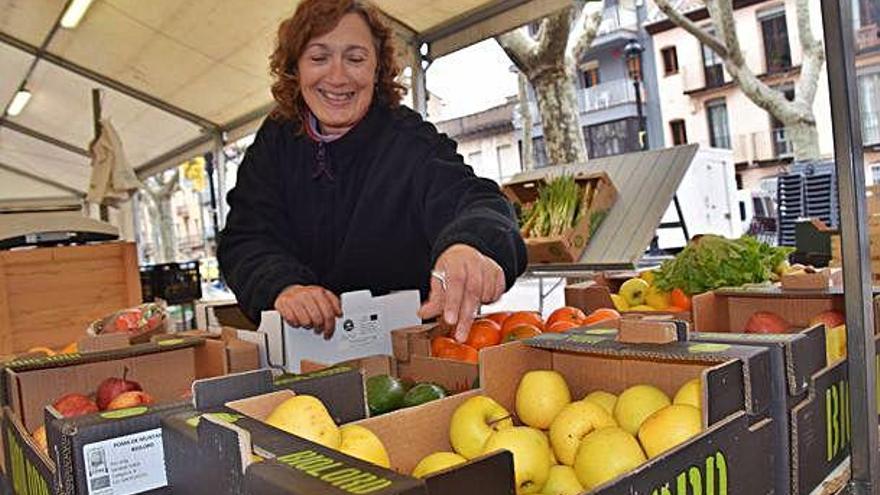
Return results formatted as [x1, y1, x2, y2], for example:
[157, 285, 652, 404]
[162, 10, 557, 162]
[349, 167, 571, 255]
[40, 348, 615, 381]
[32, 370, 154, 454]
[430, 307, 621, 363]
[610, 273, 691, 313]
[744, 309, 847, 364]
[412, 372, 703, 494]
[263, 395, 392, 468]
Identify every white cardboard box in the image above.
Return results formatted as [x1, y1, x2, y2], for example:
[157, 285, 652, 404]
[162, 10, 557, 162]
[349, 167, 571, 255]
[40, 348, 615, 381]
[256, 290, 421, 372]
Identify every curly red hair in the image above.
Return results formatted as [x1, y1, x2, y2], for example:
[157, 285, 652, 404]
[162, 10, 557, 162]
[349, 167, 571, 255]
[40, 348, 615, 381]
[269, 0, 405, 128]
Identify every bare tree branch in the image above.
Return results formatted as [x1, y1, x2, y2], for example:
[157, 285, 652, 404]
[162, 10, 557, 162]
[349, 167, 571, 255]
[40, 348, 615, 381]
[653, 0, 729, 57]
[706, 0, 745, 66]
[537, 8, 575, 64]
[567, 1, 605, 64]
[793, 0, 825, 105]
[497, 28, 539, 73]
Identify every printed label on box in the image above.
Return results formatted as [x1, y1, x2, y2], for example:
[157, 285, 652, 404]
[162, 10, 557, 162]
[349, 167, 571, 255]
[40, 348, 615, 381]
[83, 428, 167, 495]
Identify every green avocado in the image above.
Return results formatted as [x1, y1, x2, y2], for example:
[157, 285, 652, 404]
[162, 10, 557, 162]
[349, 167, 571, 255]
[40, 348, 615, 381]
[366, 374, 406, 415]
[402, 383, 447, 408]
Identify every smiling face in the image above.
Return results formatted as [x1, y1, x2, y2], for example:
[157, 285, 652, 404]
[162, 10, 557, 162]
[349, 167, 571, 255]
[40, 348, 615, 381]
[298, 13, 378, 136]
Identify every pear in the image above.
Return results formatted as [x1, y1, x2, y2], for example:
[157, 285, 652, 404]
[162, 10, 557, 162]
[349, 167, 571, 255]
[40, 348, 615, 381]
[450, 395, 513, 459]
[516, 370, 571, 429]
[338, 424, 390, 468]
[412, 452, 467, 478]
[638, 405, 702, 458]
[542, 465, 584, 495]
[614, 385, 670, 435]
[673, 378, 701, 411]
[549, 400, 617, 465]
[583, 391, 617, 416]
[265, 395, 341, 449]
[483, 427, 552, 494]
[574, 427, 646, 490]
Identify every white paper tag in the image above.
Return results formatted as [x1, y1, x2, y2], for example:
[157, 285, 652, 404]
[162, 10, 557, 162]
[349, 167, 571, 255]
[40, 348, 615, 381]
[337, 309, 384, 349]
[83, 428, 167, 495]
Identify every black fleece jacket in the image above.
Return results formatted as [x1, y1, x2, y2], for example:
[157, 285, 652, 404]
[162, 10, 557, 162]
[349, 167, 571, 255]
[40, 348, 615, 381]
[218, 102, 527, 323]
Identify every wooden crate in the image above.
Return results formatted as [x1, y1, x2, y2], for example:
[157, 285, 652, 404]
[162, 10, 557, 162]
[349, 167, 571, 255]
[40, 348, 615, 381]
[0, 242, 141, 355]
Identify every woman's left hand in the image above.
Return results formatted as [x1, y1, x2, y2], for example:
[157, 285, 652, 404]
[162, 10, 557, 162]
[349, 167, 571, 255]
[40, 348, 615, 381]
[418, 244, 506, 342]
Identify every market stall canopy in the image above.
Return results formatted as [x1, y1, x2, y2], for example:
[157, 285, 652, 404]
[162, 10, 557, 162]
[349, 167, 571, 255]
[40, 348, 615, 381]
[0, 0, 569, 199]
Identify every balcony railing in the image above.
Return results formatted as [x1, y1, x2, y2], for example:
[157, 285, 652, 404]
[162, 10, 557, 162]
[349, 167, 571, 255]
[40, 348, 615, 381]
[597, 6, 638, 35]
[582, 79, 642, 112]
[863, 119, 880, 146]
[723, 128, 794, 163]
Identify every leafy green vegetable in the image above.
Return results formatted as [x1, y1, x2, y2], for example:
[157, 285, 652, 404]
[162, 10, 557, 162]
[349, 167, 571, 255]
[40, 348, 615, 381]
[519, 175, 584, 238]
[654, 235, 794, 295]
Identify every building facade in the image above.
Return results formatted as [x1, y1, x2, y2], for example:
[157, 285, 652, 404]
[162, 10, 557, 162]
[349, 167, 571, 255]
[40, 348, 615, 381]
[523, 0, 665, 166]
[434, 100, 522, 184]
[646, 0, 880, 192]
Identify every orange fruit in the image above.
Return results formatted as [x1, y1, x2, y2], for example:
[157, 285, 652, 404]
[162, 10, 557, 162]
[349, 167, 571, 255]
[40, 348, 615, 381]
[59, 341, 78, 354]
[465, 319, 502, 350]
[671, 288, 691, 311]
[482, 312, 512, 327]
[546, 320, 580, 333]
[666, 305, 686, 313]
[546, 307, 587, 328]
[431, 336, 457, 357]
[582, 308, 622, 326]
[502, 311, 544, 336]
[436, 342, 479, 363]
[502, 324, 543, 343]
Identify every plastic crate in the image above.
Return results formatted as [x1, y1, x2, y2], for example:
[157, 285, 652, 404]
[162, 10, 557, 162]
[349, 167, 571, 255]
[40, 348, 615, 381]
[140, 261, 202, 305]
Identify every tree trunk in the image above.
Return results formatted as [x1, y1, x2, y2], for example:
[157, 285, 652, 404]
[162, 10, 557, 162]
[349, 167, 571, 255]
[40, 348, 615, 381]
[787, 121, 821, 162]
[517, 72, 535, 171]
[157, 195, 177, 263]
[532, 67, 587, 166]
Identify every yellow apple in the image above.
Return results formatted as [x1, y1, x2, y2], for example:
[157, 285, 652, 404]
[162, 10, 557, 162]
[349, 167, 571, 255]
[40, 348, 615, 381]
[338, 424, 390, 468]
[265, 395, 340, 449]
[450, 395, 513, 459]
[412, 452, 467, 478]
[583, 391, 617, 416]
[673, 378, 701, 411]
[610, 294, 629, 312]
[516, 370, 572, 429]
[614, 385, 671, 435]
[549, 400, 617, 465]
[574, 427, 646, 490]
[542, 465, 584, 495]
[619, 278, 650, 307]
[638, 405, 702, 458]
[483, 427, 552, 494]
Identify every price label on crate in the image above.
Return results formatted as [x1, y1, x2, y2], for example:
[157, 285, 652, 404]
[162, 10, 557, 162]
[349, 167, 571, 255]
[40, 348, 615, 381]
[83, 428, 167, 495]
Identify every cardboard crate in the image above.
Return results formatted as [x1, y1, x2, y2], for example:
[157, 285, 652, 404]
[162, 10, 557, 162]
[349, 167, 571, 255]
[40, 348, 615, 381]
[162, 369, 436, 495]
[353, 329, 777, 495]
[691, 288, 880, 494]
[0, 242, 142, 355]
[564, 281, 691, 322]
[1, 336, 249, 494]
[503, 172, 617, 264]
[691, 328, 846, 495]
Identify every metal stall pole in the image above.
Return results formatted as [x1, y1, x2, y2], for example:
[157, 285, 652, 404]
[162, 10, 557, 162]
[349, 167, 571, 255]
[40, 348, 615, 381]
[821, 1, 880, 492]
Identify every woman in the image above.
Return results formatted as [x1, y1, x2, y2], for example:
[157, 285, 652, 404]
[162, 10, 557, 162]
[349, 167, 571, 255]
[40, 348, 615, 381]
[218, 0, 526, 342]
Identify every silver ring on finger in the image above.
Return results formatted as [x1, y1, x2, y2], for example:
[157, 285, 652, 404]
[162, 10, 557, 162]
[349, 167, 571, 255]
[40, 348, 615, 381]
[431, 270, 448, 291]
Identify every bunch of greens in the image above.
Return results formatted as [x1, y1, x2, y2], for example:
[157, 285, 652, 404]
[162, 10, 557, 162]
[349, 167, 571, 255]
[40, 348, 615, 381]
[519, 175, 591, 238]
[654, 235, 794, 295]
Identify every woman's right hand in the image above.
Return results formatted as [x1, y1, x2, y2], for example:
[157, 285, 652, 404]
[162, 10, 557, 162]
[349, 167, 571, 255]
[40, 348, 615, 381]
[274, 285, 342, 339]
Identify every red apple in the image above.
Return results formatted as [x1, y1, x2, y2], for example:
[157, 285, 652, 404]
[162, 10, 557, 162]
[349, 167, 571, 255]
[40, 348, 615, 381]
[52, 393, 99, 417]
[809, 310, 846, 329]
[106, 391, 154, 410]
[744, 311, 793, 334]
[96, 373, 142, 410]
